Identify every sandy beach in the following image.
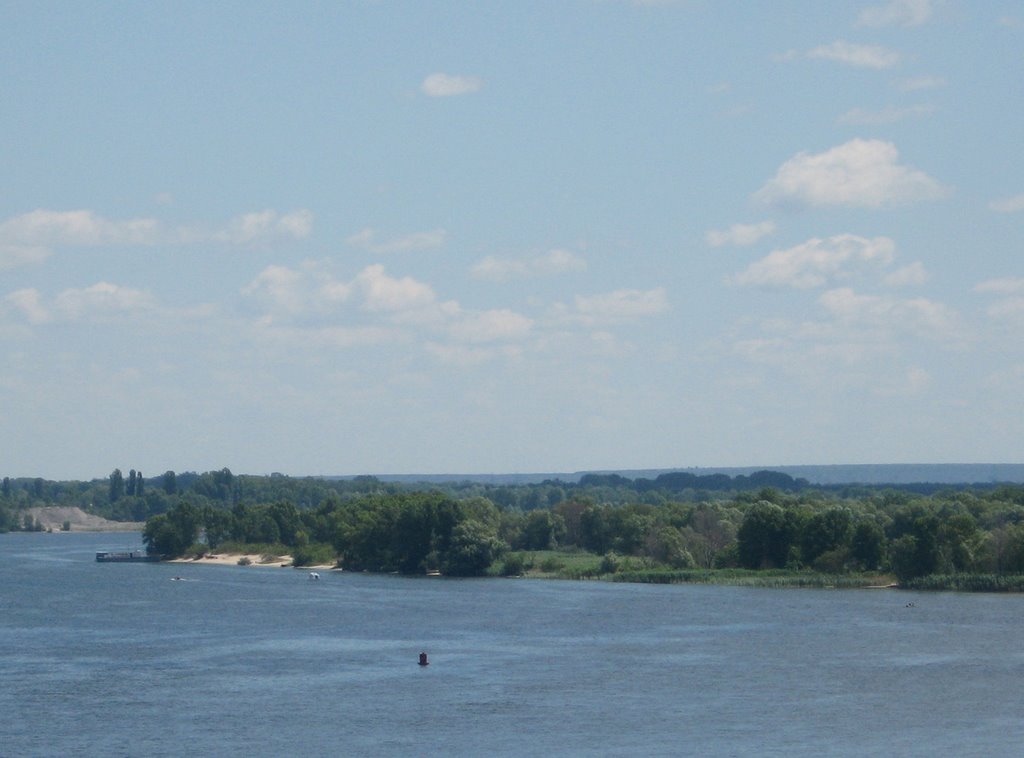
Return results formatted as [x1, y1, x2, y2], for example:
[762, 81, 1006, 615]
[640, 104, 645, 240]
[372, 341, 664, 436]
[168, 552, 336, 570]
[28, 506, 144, 532]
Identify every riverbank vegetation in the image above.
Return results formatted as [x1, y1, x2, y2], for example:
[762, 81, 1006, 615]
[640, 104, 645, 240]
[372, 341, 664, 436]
[5, 468, 1024, 589]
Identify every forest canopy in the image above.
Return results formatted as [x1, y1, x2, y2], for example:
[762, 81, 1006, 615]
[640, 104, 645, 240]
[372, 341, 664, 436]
[5, 468, 1024, 585]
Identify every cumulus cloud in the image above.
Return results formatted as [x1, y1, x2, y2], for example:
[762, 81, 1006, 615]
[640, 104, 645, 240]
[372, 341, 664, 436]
[4, 288, 50, 324]
[857, 0, 933, 27]
[244, 263, 441, 320]
[883, 261, 929, 287]
[354, 264, 437, 313]
[53, 282, 156, 320]
[989, 194, 1024, 213]
[754, 139, 949, 209]
[0, 209, 160, 247]
[837, 104, 935, 125]
[449, 309, 533, 343]
[705, 221, 776, 248]
[214, 209, 313, 244]
[819, 287, 963, 342]
[734, 235, 896, 289]
[471, 249, 587, 281]
[242, 262, 352, 320]
[0, 244, 50, 271]
[0, 208, 314, 264]
[421, 73, 483, 97]
[572, 287, 669, 324]
[346, 227, 447, 254]
[782, 40, 902, 69]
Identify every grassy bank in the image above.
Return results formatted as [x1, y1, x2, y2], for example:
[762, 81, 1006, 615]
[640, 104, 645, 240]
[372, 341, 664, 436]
[494, 550, 896, 588]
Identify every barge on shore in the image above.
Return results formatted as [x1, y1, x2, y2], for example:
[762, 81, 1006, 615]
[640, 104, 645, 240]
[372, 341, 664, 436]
[96, 550, 160, 563]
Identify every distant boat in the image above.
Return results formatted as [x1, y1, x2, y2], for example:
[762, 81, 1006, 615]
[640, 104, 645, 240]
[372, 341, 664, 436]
[95, 551, 159, 563]
[308, 572, 320, 580]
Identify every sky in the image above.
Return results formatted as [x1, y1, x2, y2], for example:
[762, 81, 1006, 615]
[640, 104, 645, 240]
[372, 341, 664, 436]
[1, 0, 1023, 480]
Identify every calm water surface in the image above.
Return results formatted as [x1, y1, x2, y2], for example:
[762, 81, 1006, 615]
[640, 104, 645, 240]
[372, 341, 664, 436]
[2, 532, 1023, 757]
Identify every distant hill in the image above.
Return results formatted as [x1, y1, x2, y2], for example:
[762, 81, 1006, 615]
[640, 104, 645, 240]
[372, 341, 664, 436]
[353, 464, 1024, 487]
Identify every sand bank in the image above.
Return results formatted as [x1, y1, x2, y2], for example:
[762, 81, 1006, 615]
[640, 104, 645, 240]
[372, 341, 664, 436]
[168, 552, 336, 570]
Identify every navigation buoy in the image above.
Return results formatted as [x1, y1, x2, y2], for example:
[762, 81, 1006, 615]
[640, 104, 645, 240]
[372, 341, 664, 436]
[418, 652, 429, 666]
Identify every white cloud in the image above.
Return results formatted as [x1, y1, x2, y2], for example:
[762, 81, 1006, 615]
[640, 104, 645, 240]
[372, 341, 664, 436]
[819, 287, 963, 342]
[784, 40, 902, 69]
[423, 341, 521, 367]
[421, 73, 483, 97]
[242, 263, 353, 320]
[0, 208, 314, 261]
[733, 235, 896, 289]
[0, 244, 50, 271]
[572, 287, 669, 323]
[355, 264, 437, 312]
[989, 194, 1024, 213]
[471, 249, 587, 280]
[214, 209, 313, 244]
[705, 221, 776, 248]
[986, 298, 1024, 322]
[883, 261, 929, 287]
[346, 227, 447, 254]
[755, 139, 949, 209]
[837, 104, 935, 125]
[973, 279, 1024, 325]
[0, 209, 160, 247]
[974, 278, 1024, 295]
[449, 309, 533, 343]
[53, 282, 156, 320]
[857, 0, 933, 28]
[894, 75, 946, 91]
[4, 288, 50, 324]
[253, 322, 402, 350]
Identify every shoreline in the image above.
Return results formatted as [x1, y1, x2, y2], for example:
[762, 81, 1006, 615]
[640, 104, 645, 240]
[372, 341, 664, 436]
[167, 552, 336, 570]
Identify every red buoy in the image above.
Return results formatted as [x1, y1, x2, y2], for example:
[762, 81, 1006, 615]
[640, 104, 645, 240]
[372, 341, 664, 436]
[418, 652, 429, 666]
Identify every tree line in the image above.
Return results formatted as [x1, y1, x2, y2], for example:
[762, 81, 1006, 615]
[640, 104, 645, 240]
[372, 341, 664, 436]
[6, 467, 1024, 586]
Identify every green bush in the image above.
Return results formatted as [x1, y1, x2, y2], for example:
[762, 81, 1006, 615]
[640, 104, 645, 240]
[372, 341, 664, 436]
[291, 542, 336, 567]
[599, 551, 620, 574]
[539, 556, 565, 573]
[501, 552, 529, 576]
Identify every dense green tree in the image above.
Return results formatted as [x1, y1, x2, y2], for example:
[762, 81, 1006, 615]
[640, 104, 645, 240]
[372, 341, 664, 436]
[801, 508, 853, 565]
[518, 510, 565, 550]
[737, 502, 793, 569]
[443, 520, 504, 576]
[850, 521, 884, 570]
[579, 506, 612, 554]
[109, 469, 124, 502]
[162, 470, 177, 495]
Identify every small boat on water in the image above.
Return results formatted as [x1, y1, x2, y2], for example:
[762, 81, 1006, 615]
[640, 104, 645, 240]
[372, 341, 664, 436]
[95, 550, 160, 563]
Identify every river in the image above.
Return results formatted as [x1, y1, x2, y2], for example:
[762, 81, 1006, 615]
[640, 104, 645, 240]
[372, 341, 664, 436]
[2, 531, 1023, 756]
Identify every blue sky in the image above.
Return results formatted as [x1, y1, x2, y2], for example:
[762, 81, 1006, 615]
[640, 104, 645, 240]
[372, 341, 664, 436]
[2, 0, 1022, 480]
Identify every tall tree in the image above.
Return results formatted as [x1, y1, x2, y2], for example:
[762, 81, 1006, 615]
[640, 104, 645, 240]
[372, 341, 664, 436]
[109, 469, 124, 502]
